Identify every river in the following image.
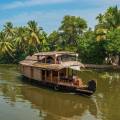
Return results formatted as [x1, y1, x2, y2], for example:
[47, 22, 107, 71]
[0, 64, 120, 120]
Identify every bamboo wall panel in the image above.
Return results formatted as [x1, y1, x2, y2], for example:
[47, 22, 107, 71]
[23, 66, 31, 78]
[33, 68, 42, 81]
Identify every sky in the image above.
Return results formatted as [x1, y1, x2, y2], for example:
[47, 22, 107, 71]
[0, 0, 120, 33]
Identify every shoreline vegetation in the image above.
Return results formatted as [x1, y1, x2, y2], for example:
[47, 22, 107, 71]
[0, 6, 120, 65]
[85, 64, 120, 70]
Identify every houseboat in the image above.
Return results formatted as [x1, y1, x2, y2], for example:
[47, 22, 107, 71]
[19, 51, 96, 96]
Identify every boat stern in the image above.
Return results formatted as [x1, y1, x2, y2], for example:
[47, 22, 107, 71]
[87, 80, 96, 93]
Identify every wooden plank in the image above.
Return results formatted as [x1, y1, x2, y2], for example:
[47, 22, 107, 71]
[51, 71, 53, 82]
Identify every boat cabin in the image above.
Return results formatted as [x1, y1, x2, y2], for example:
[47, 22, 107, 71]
[20, 51, 96, 96]
[20, 51, 84, 87]
[34, 51, 78, 64]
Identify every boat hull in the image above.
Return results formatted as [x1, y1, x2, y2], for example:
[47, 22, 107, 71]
[21, 75, 95, 96]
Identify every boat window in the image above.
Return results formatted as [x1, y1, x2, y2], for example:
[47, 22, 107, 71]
[47, 71, 49, 77]
[46, 56, 54, 64]
[60, 55, 76, 62]
[53, 71, 58, 76]
[41, 58, 46, 63]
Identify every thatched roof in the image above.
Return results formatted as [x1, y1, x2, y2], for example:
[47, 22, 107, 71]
[33, 61, 84, 71]
[20, 51, 84, 71]
[25, 55, 38, 61]
[61, 61, 84, 68]
[19, 60, 37, 66]
[33, 63, 64, 71]
[26, 55, 45, 61]
[34, 51, 77, 57]
[20, 59, 84, 71]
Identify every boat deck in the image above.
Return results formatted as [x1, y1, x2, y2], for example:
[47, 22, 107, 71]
[45, 76, 86, 89]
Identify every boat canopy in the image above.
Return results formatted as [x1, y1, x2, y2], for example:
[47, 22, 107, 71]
[20, 60, 84, 71]
[69, 65, 81, 71]
[34, 51, 78, 57]
[33, 61, 84, 71]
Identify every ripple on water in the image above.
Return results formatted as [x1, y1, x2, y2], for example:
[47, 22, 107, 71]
[0, 65, 120, 120]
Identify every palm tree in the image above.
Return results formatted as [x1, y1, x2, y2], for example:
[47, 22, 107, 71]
[95, 24, 107, 41]
[3, 22, 15, 39]
[14, 27, 28, 53]
[96, 13, 104, 24]
[0, 32, 14, 57]
[26, 20, 46, 54]
[105, 6, 120, 29]
[27, 20, 42, 46]
[95, 6, 120, 41]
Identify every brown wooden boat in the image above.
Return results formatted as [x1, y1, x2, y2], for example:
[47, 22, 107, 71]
[19, 51, 96, 96]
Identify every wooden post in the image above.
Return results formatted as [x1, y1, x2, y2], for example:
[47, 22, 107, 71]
[37, 56, 39, 61]
[55, 56, 57, 64]
[55, 54, 58, 64]
[45, 70, 47, 81]
[68, 68, 69, 77]
[66, 68, 68, 77]
[31, 67, 33, 78]
[45, 57, 47, 63]
[39, 70, 42, 81]
[58, 71, 60, 83]
[51, 70, 53, 82]
[72, 69, 73, 76]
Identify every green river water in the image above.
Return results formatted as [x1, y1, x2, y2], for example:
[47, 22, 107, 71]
[0, 64, 120, 120]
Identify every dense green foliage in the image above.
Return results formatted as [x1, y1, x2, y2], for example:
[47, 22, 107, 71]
[0, 6, 120, 64]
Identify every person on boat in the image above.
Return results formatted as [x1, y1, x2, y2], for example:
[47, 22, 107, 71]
[73, 76, 83, 87]
[77, 77, 83, 87]
[56, 57, 62, 64]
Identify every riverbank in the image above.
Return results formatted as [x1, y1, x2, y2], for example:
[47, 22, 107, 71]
[84, 64, 120, 70]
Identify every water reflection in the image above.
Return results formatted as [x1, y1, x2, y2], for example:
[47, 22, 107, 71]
[0, 81, 98, 120]
[21, 86, 98, 120]
[0, 65, 120, 120]
[79, 70, 120, 120]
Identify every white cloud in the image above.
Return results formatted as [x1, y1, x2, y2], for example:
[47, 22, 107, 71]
[1, 0, 120, 10]
[0, 8, 105, 33]
[0, 0, 119, 33]
[1, 0, 73, 10]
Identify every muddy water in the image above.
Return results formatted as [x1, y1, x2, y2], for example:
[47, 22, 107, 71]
[0, 64, 120, 120]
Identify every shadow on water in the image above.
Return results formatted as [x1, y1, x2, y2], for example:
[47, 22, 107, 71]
[19, 75, 91, 97]
[0, 76, 98, 119]
[18, 75, 98, 119]
[0, 65, 120, 120]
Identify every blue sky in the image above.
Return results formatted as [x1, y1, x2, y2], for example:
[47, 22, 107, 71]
[0, 0, 120, 33]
